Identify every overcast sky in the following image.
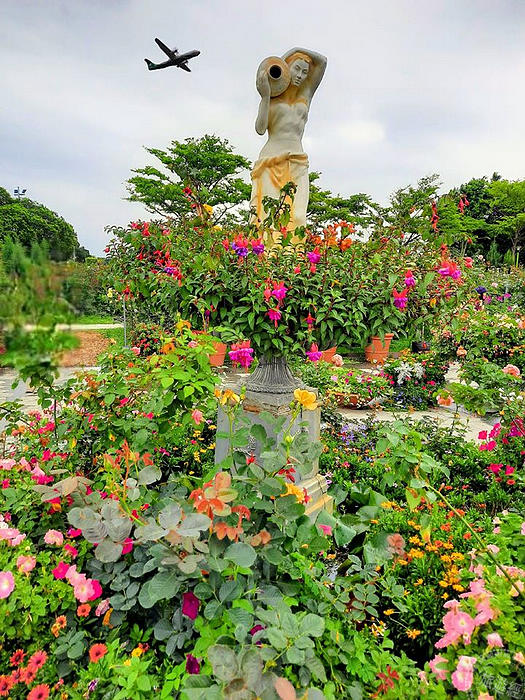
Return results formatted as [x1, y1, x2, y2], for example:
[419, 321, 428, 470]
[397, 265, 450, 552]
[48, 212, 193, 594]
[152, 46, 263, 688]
[2, 0, 524, 255]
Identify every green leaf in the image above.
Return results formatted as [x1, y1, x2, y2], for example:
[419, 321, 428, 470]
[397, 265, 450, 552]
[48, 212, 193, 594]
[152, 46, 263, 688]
[267, 627, 287, 650]
[300, 613, 324, 637]
[219, 579, 243, 603]
[95, 539, 123, 563]
[224, 542, 257, 568]
[207, 645, 238, 682]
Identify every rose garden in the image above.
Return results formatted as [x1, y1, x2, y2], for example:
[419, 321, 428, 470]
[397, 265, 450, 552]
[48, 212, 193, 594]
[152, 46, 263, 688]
[1, 48, 525, 700]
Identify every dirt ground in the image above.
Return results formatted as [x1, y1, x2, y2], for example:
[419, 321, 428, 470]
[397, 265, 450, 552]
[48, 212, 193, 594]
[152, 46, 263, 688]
[60, 331, 111, 367]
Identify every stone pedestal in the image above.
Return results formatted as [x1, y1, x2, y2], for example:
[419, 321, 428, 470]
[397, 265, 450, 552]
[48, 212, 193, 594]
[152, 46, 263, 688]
[215, 359, 333, 517]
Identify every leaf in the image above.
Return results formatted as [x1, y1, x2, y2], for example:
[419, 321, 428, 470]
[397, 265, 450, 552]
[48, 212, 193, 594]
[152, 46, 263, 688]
[207, 645, 238, 682]
[267, 627, 287, 650]
[104, 517, 133, 543]
[285, 645, 305, 665]
[137, 465, 162, 485]
[219, 579, 243, 603]
[95, 539, 122, 563]
[178, 513, 211, 537]
[224, 542, 256, 568]
[274, 676, 296, 700]
[300, 614, 324, 638]
[158, 504, 182, 530]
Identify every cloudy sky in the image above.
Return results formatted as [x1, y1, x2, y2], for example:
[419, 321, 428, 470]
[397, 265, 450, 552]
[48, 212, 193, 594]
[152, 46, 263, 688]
[2, 0, 524, 255]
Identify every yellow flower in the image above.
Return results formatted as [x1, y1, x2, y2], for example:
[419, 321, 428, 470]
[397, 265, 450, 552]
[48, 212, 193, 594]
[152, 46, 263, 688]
[176, 319, 191, 331]
[384, 609, 395, 616]
[409, 536, 421, 545]
[380, 501, 395, 509]
[215, 388, 240, 406]
[414, 578, 423, 586]
[408, 548, 424, 559]
[282, 482, 306, 504]
[131, 647, 144, 657]
[203, 204, 213, 214]
[123, 659, 132, 666]
[293, 389, 318, 411]
[406, 629, 422, 639]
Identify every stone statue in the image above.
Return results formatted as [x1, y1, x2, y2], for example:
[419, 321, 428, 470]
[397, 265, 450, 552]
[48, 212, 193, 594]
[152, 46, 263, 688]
[250, 47, 327, 235]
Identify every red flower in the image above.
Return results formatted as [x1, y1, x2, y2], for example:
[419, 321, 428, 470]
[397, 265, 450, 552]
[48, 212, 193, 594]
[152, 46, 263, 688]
[19, 665, 37, 685]
[0, 675, 13, 696]
[9, 649, 25, 667]
[27, 684, 50, 700]
[89, 643, 108, 663]
[28, 650, 47, 670]
[182, 592, 200, 620]
[185, 654, 200, 674]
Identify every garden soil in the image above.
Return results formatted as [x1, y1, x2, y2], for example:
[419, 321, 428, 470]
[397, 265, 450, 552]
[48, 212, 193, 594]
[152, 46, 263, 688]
[59, 331, 111, 367]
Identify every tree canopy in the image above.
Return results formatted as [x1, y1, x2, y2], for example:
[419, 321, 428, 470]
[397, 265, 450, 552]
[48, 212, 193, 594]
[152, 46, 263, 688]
[126, 135, 252, 225]
[0, 187, 81, 261]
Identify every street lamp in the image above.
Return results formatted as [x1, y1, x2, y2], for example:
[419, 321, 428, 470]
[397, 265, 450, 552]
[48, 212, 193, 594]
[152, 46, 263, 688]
[13, 187, 26, 199]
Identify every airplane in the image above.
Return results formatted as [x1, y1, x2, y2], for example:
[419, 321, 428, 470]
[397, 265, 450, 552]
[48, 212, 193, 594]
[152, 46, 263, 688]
[145, 38, 200, 72]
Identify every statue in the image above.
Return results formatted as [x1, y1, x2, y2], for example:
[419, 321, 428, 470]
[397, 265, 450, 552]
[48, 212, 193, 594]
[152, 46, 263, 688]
[250, 47, 327, 236]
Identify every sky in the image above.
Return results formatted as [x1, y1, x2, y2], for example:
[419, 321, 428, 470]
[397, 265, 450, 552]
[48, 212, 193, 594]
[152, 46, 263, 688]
[2, 0, 525, 256]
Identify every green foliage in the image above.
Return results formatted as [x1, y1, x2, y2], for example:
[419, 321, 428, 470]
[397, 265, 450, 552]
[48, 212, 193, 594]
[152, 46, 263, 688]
[126, 134, 252, 225]
[0, 188, 79, 260]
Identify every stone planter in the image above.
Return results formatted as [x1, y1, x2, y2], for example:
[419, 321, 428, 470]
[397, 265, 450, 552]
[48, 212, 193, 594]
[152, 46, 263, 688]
[244, 355, 299, 395]
[365, 334, 394, 364]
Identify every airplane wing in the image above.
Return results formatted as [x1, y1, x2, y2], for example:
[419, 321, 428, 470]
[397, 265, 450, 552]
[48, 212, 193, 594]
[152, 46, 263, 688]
[155, 37, 178, 58]
[179, 62, 191, 72]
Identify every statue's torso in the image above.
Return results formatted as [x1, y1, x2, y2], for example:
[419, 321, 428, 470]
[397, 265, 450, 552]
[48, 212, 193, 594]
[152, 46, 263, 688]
[259, 99, 309, 158]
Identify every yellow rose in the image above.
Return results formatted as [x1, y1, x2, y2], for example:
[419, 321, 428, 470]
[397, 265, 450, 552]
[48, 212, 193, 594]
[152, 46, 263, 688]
[203, 204, 213, 214]
[293, 389, 318, 411]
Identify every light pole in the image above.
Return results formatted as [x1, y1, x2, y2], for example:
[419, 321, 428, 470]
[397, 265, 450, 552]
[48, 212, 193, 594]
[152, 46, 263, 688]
[13, 186, 26, 200]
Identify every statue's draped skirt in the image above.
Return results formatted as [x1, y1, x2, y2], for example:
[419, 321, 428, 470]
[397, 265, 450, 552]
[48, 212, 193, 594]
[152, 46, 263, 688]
[250, 152, 309, 232]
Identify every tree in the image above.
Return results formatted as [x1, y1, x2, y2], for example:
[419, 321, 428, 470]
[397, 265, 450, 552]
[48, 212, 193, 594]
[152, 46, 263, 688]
[488, 179, 525, 259]
[126, 134, 252, 225]
[0, 188, 79, 260]
[306, 172, 378, 234]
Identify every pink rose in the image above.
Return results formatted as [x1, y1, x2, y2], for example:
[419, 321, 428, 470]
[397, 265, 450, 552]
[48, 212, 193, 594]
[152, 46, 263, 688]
[131, 346, 141, 356]
[502, 364, 520, 377]
[486, 633, 503, 648]
[16, 555, 36, 574]
[191, 409, 203, 425]
[0, 571, 15, 599]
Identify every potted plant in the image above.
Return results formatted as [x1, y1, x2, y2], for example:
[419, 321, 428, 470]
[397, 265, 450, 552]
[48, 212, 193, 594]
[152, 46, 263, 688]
[326, 368, 393, 408]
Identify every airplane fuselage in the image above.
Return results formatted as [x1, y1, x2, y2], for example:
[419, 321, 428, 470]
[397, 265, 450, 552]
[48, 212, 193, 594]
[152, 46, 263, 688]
[145, 49, 200, 71]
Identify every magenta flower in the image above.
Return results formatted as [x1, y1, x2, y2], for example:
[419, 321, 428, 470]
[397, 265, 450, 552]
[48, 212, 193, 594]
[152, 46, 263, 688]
[229, 341, 254, 369]
[271, 281, 288, 302]
[185, 654, 200, 674]
[0, 571, 15, 599]
[267, 308, 281, 328]
[319, 524, 332, 536]
[307, 248, 321, 264]
[182, 591, 200, 620]
[306, 343, 323, 363]
[251, 239, 265, 256]
[404, 271, 416, 287]
[52, 561, 70, 579]
[393, 288, 408, 309]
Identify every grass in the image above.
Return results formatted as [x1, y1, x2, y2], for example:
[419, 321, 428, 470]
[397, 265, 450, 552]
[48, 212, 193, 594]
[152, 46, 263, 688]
[100, 327, 125, 348]
[73, 314, 119, 324]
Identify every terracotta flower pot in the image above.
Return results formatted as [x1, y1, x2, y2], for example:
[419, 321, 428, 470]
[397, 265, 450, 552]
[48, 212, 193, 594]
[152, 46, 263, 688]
[208, 341, 227, 367]
[321, 346, 337, 363]
[364, 334, 394, 364]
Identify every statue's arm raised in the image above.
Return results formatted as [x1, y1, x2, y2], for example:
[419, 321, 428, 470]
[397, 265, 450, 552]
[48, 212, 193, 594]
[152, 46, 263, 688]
[282, 47, 327, 98]
[255, 67, 271, 135]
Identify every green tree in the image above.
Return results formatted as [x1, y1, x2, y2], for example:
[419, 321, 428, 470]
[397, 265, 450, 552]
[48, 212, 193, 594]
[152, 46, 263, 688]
[0, 188, 79, 260]
[489, 179, 525, 259]
[126, 134, 252, 225]
[306, 172, 378, 234]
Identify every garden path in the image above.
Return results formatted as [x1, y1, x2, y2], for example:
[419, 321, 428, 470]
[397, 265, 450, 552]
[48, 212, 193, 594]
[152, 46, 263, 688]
[0, 364, 493, 442]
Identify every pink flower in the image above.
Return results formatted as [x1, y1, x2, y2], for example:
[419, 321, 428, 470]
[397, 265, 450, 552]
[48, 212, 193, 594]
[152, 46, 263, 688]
[306, 343, 323, 363]
[521, 522, 525, 536]
[429, 654, 448, 681]
[451, 656, 476, 692]
[191, 409, 203, 425]
[1, 479, 9, 488]
[514, 651, 525, 665]
[478, 430, 487, 440]
[331, 354, 343, 367]
[307, 248, 321, 265]
[486, 544, 499, 555]
[182, 591, 200, 620]
[121, 538, 134, 555]
[0, 571, 15, 598]
[44, 530, 64, 546]
[0, 458, 16, 470]
[16, 555, 36, 573]
[271, 281, 288, 301]
[319, 524, 332, 536]
[187, 340, 198, 348]
[486, 632, 503, 648]
[74, 579, 95, 603]
[404, 271, 416, 287]
[229, 340, 254, 369]
[64, 544, 78, 558]
[88, 579, 103, 600]
[67, 528, 82, 538]
[474, 599, 496, 626]
[131, 346, 141, 356]
[502, 364, 520, 377]
[119, 397, 130, 407]
[488, 463, 502, 474]
[95, 599, 110, 616]
[267, 308, 281, 327]
[52, 561, 70, 579]
[65, 565, 84, 586]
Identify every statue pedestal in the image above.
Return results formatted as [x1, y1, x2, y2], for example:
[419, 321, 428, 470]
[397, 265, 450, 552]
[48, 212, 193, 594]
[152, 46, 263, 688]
[215, 369, 333, 518]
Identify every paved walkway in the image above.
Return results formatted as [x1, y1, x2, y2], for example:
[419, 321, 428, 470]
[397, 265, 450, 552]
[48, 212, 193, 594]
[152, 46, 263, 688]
[0, 363, 493, 442]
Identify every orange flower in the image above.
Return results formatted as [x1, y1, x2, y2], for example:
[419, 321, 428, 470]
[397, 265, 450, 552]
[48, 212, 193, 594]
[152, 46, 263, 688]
[89, 643, 108, 664]
[437, 393, 453, 407]
[77, 603, 91, 617]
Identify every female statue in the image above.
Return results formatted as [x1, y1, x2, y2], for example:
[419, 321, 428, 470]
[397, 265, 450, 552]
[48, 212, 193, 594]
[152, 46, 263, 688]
[250, 47, 327, 235]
